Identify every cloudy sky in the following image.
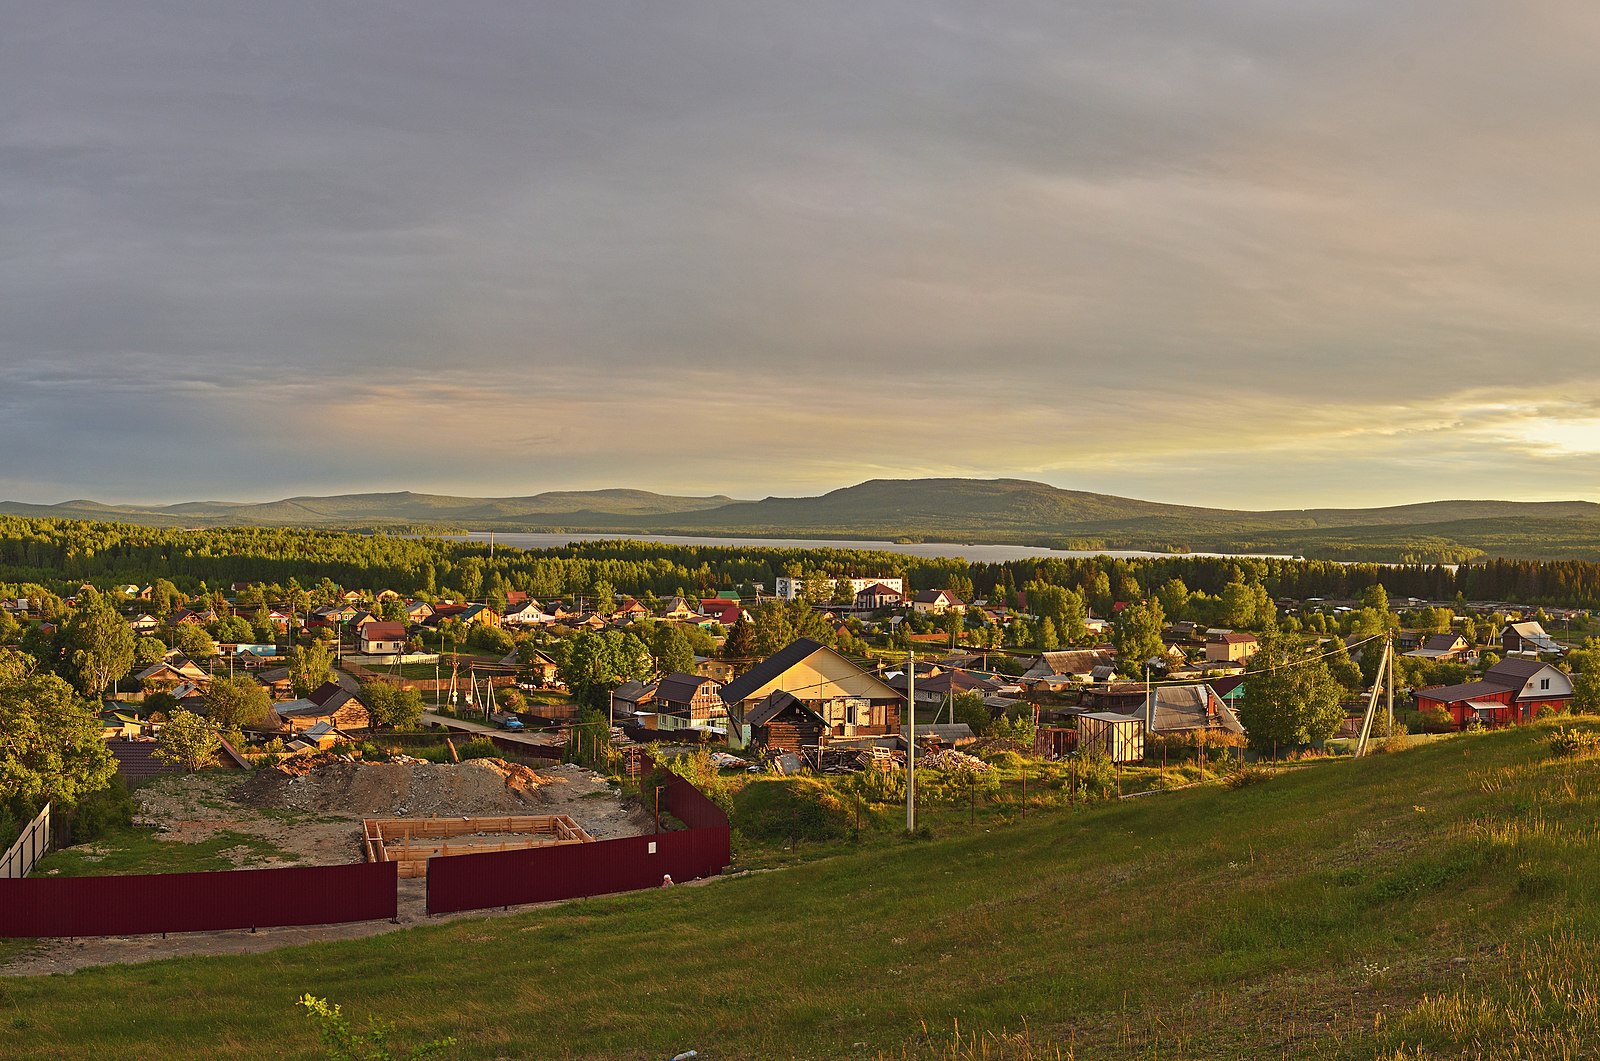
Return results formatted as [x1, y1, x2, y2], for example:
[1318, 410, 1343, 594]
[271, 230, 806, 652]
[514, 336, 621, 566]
[5, 2, 1600, 508]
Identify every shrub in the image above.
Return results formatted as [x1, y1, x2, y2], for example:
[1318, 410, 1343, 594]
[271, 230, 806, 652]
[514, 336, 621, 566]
[1070, 751, 1120, 802]
[1223, 764, 1275, 790]
[1548, 727, 1600, 757]
[732, 778, 852, 843]
[982, 750, 1026, 772]
[1418, 707, 1456, 734]
[458, 737, 499, 761]
[70, 777, 135, 842]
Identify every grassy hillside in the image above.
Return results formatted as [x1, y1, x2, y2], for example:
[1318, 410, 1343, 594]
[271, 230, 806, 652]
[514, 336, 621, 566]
[3, 720, 1598, 1059]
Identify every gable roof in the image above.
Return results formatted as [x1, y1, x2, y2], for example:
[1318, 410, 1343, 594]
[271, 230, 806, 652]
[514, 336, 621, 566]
[1109, 683, 1243, 734]
[719, 638, 898, 706]
[744, 689, 824, 728]
[655, 672, 720, 704]
[360, 621, 407, 642]
[1484, 657, 1565, 690]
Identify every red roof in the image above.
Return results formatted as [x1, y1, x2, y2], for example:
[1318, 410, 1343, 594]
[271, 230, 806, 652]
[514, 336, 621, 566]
[361, 621, 407, 642]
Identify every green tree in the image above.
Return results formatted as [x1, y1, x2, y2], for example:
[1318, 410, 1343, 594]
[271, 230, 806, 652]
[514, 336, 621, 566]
[557, 630, 654, 711]
[1237, 629, 1345, 753]
[0, 662, 116, 811]
[155, 709, 222, 771]
[1112, 599, 1166, 676]
[722, 614, 755, 663]
[360, 682, 425, 729]
[289, 642, 337, 697]
[1325, 636, 1363, 692]
[173, 623, 219, 662]
[204, 675, 272, 730]
[1155, 578, 1191, 622]
[133, 636, 169, 666]
[61, 588, 136, 696]
[650, 625, 696, 676]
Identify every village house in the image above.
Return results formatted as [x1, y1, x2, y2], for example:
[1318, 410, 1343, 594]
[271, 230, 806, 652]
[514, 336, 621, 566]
[698, 599, 747, 628]
[1023, 648, 1116, 683]
[719, 637, 903, 751]
[613, 598, 650, 622]
[1405, 632, 1477, 663]
[357, 621, 408, 655]
[1414, 658, 1573, 729]
[134, 652, 210, 693]
[652, 672, 728, 728]
[127, 613, 161, 635]
[1502, 620, 1564, 655]
[911, 589, 966, 615]
[1205, 631, 1259, 664]
[502, 600, 557, 626]
[658, 596, 698, 621]
[404, 600, 435, 623]
[610, 679, 656, 717]
[854, 583, 905, 611]
[270, 681, 372, 734]
[694, 655, 737, 683]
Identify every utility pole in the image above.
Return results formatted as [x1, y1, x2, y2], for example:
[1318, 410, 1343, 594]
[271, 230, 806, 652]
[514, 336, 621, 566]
[906, 647, 916, 834]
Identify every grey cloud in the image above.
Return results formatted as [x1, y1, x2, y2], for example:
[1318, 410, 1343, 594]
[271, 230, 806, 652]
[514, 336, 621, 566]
[4, 2, 1600, 504]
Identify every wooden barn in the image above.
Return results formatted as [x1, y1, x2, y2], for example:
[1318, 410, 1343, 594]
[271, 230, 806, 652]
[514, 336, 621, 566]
[742, 690, 827, 760]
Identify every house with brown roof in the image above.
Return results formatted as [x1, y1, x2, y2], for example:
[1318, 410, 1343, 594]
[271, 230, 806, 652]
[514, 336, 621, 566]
[911, 589, 965, 615]
[269, 681, 372, 734]
[358, 621, 408, 655]
[653, 672, 727, 726]
[1205, 631, 1259, 664]
[719, 638, 902, 749]
[1414, 658, 1572, 729]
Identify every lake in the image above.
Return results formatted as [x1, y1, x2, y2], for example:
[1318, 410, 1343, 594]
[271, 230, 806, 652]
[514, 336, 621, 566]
[447, 531, 1296, 565]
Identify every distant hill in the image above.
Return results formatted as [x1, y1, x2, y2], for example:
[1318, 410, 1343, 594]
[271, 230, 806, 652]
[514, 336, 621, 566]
[0, 488, 739, 528]
[5, 478, 1600, 561]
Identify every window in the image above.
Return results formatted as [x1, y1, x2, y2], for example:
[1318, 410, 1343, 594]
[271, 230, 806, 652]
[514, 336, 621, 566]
[1541, 678, 1550, 690]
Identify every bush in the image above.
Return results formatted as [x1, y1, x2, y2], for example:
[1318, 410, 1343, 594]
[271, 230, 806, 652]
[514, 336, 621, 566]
[1222, 764, 1275, 790]
[844, 762, 905, 805]
[731, 778, 852, 843]
[982, 750, 1026, 771]
[1548, 727, 1600, 757]
[458, 737, 499, 761]
[71, 777, 135, 842]
[1418, 707, 1456, 734]
[1070, 751, 1119, 802]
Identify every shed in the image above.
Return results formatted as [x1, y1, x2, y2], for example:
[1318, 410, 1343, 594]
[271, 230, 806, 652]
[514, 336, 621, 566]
[1076, 712, 1145, 764]
[744, 690, 826, 759]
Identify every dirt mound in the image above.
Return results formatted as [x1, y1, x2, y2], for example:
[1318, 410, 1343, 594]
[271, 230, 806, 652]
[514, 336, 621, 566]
[242, 757, 560, 817]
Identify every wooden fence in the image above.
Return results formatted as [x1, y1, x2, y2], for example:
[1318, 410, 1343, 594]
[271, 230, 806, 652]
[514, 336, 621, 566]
[0, 804, 50, 881]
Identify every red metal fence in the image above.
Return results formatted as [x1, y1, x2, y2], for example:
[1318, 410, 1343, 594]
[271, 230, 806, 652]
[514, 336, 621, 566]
[426, 753, 731, 914]
[0, 861, 397, 938]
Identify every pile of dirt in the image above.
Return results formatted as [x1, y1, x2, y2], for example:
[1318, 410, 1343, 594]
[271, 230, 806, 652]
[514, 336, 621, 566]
[241, 757, 557, 817]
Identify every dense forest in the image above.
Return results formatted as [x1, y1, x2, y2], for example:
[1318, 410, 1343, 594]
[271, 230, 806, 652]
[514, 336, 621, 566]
[3, 515, 1600, 608]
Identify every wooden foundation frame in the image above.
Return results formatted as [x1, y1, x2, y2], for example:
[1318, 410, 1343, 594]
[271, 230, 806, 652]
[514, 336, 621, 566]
[362, 816, 595, 878]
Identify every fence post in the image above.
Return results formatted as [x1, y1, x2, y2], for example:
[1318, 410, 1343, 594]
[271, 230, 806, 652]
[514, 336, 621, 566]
[1020, 774, 1026, 820]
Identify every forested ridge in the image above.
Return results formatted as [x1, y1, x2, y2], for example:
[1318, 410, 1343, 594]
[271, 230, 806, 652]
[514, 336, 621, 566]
[5, 514, 1600, 607]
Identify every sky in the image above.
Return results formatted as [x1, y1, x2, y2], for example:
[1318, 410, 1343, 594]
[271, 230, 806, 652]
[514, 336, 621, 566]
[5, 1, 1600, 509]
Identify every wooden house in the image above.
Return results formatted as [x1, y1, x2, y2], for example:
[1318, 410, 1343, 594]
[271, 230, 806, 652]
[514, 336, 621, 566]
[742, 690, 827, 758]
[1205, 632, 1259, 663]
[1502, 621, 1564, 655]
[653, 673, 727, 725]
[1414, 658, 1572, 730]
[658, 596, 698, 621]
[719, 637, 902, 749]
[270, 681, 372, 734]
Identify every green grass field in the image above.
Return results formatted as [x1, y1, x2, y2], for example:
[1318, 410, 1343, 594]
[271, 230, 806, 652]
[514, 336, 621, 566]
[31, 827, 291, 877]
[3, 720, 1598, 1059]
